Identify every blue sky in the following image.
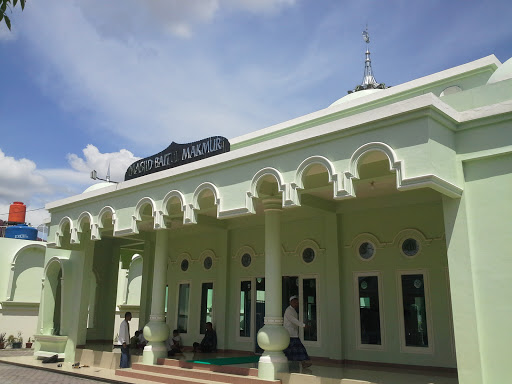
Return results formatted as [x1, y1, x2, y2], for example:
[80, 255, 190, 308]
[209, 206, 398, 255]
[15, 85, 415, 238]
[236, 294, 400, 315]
[0, 0, 511, 228]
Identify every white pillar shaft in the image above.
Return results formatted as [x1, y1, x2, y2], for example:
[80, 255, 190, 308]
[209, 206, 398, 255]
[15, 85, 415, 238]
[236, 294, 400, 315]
[265, 208, 282, 319]
[151, 230, 168, 317]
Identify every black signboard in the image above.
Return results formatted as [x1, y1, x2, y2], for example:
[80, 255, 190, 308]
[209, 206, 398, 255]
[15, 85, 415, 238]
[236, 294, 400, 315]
[125, 136, 230, 181]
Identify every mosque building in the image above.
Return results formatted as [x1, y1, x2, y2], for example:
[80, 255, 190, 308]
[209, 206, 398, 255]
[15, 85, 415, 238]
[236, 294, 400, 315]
[2, 32, 511, 384]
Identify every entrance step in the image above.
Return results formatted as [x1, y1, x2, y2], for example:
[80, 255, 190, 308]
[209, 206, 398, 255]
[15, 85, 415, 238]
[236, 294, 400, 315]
[116, 360, 280, 384]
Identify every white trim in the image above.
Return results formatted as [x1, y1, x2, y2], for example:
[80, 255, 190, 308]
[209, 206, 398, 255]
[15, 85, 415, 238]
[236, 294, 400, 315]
[396, 269, 434, 354]
[353, 271, 386, 351]
[393, 229, 433, 260]
[289, 239, 325, 266]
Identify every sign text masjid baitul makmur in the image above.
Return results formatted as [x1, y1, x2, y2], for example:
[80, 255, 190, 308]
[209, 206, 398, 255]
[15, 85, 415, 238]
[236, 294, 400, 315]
[125, 136, 230, 181]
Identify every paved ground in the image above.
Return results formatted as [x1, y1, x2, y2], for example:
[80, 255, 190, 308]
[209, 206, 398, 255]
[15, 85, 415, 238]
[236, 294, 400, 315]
[0, 350, 114, 384]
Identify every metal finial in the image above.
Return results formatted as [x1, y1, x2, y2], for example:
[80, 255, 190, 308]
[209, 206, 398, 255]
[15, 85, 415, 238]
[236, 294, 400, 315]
[362, 26, 370, 44]
[348, 25, 388, 94]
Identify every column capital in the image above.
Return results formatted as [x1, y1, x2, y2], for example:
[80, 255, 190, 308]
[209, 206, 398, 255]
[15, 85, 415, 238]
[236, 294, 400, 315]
[262, 198, 282, 212]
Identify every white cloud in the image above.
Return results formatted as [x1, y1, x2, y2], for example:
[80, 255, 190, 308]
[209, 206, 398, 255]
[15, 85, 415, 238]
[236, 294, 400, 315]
[19, 0, 308, 156]
[0, 146, 141, 228]
[67, 144, 140, 182]
[0, 149, 52, 204]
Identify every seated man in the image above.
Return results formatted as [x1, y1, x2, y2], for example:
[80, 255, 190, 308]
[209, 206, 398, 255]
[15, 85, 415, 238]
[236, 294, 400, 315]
[130, 331, 140, 350]
[193, 322, 217, 353]
[166, 329, 183, 357]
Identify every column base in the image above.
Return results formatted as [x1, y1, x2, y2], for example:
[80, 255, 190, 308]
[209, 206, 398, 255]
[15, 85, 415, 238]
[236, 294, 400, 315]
[258, 351, 289, 380]
[142, 342, 167, 365]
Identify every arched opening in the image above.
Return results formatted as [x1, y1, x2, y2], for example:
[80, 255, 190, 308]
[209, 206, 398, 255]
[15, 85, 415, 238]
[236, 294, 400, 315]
[43, 260, 63, 335]
[196, 188, 217, 217]
[353, 150, 396, 198]
[9, 246, 45, 302]
[164, 195, 185, 229]
[100, 211, 114, 236]
[135, 203, 155, 232]
[77, 214, 92, 243]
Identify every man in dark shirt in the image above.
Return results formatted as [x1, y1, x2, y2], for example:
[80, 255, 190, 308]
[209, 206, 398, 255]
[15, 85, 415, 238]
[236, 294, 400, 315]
[193, 322, 217, 353]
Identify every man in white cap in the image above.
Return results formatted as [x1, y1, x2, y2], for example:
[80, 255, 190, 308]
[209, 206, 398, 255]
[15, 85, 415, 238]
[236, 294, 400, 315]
[283, 295, 312, 369]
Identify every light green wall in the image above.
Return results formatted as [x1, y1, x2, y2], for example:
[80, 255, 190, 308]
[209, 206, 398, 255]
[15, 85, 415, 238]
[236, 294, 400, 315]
[441, 78, 512, 111]
[462, 154, 512, 383]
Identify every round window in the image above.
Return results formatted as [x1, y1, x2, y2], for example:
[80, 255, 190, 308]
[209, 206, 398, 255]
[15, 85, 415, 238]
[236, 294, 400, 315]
[241, 253, 252, 268]
[402, 238, 420, 257]
[181, 259, 189, 271]
[360, 280, 368, 290]
[358, 242, 375, 260]
[414, 279, 423, 289]
[302, 247, 315, 263]
[203, 256, 213, 270]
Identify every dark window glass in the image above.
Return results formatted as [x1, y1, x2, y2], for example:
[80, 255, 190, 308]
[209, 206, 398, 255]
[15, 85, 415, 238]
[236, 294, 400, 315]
[240, 281, 251, 337]
[402, 238, 419, 257]
[204, 256, 213, 270]
[181, 259, 189, 271]
[359, 242, 375, 260]
[177, 283, 190, 333]
[401, 274, 428, 347]
[358, 276, 381, 345]
[303, 278, 317, 341]
[302, 248, 315, 263]
[241, 253, 251, 267]
[199, 282, 214, 334]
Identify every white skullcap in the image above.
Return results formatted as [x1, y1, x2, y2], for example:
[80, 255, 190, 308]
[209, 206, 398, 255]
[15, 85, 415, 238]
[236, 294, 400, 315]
[289, 295, 298, 302]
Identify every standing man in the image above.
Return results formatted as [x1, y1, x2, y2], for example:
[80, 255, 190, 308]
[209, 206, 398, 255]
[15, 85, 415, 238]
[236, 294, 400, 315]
[119, 312, 132, 368]
[283, 296, 312, 369]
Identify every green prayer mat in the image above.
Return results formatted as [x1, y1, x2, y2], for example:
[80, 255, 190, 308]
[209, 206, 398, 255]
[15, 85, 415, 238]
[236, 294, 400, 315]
[186, 356, 260, 365]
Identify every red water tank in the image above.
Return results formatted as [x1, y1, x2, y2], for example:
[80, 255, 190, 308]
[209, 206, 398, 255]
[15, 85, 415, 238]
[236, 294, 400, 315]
[8, 202, 26, 224]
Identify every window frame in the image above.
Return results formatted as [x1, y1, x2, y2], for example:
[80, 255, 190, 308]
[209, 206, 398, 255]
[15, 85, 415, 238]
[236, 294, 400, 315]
[299, 274, 321, 348]
[396, 269, 434, 354]
[198, 280, 215, 334]
[175, 280, 192, 334]
[236, 277, 255, 343]
[353, 271, 385, 351]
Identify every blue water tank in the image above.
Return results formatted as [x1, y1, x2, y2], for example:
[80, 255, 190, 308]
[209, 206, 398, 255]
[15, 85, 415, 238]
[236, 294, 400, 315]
[5, 224, 38, 241]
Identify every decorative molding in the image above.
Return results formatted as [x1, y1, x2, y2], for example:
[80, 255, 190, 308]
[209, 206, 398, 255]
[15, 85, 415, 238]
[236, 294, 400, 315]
[285, 239, 325, 265]
[341, 142, 462, 200]
[54, 216, 74, 247]
[200, 249, 217, 271]
[249, 167, 300, 208]
[294, 155, 345, 200]
[162, 190, 187, 227]
[264, 316, 284, 325]
[132, 197, 158, 233]
[346, 232, 388, 249]
[96, 206, 117, 240]
[75, 211, 94, 244]
[193, 182, 221, 216]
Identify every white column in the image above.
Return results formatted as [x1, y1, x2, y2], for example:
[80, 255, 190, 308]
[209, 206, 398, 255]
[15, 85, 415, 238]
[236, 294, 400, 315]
[142, 230, 170, 364]
[257, 199, 290, 380]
